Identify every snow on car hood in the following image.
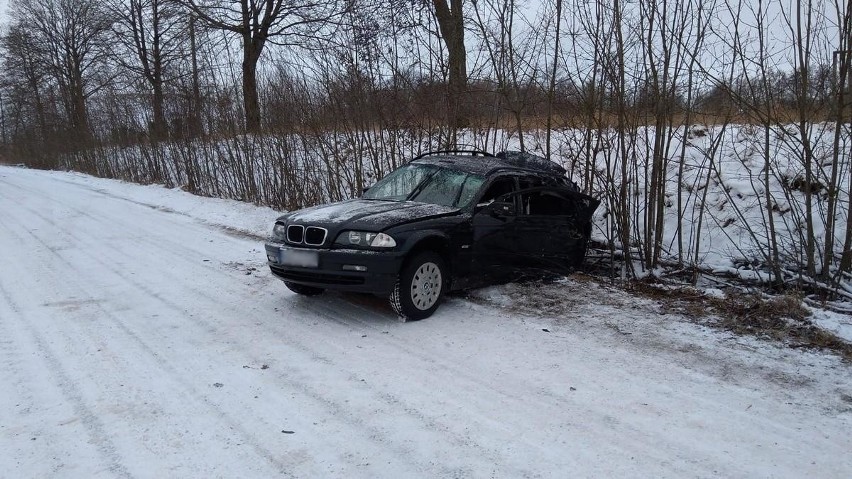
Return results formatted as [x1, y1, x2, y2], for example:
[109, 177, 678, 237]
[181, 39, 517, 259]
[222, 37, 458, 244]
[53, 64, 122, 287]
[281, 199, 460, 231]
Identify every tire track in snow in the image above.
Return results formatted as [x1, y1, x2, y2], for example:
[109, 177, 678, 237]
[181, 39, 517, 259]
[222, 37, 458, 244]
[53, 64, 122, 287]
[289, 296, 701, 469]
[0, 187, 306, 477]
[0, 293, 74, 476]
[0, 179, 466, 477]
[0, 224, 133, 478]
[43, 173, 269, 241]
[37, 213, 555, 476]
[12, 203, 508, 478]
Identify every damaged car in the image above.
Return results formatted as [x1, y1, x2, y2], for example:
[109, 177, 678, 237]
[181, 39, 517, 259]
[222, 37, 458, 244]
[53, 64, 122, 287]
[265, 150, 600, 320]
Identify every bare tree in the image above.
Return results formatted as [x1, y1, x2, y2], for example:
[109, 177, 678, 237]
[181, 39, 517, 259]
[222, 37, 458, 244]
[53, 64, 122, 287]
[11, 0, 113, 141]
[836, 0, 852, 273]
[181, 0, 346, 132]
[784, 0, 822, 277]
[471, 0, 549, 151]
[0, 22, 52, 145]
[108, 0, 187, 140]
[636, 0, 705, 269]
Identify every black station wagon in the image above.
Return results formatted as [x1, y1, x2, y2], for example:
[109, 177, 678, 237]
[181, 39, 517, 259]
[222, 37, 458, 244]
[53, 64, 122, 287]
[265, 150, 599, 320]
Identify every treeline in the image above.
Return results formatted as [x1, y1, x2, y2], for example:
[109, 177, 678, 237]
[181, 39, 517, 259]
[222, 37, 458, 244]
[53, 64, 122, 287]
[2, 0, 852, 293]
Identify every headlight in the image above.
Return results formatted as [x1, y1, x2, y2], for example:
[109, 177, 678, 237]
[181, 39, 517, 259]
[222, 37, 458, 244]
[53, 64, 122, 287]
[272, 223, 287, 240]
[335, 231, 397, 248]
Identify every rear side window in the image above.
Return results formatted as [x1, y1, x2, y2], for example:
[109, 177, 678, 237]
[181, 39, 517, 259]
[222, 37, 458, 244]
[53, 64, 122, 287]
[520, 190, 576, 216]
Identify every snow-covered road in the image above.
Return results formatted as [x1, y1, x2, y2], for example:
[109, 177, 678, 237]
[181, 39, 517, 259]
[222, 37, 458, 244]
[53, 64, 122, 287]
[1, 166, 850, 478]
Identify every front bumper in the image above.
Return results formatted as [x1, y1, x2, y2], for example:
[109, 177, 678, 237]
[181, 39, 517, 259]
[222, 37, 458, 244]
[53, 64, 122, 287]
[264, 242, 403, 295]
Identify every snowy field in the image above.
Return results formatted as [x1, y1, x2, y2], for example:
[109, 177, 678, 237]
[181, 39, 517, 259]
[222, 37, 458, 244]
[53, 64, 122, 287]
[1, 165, 851, 478]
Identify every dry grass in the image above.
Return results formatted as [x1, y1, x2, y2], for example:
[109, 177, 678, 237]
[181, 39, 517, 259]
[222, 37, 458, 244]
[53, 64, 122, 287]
[629, 280, 851, 360]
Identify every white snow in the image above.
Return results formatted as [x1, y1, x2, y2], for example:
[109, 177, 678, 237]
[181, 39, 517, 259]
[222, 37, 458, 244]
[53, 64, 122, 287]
[1, 165, 851, 478]
[811, 308, 852, 344]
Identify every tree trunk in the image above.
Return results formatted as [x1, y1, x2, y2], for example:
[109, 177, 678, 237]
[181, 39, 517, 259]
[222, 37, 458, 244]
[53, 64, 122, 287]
[150, 0, 168, 140]
[794, 2, 816, 277]
[152, 73, 167, 140]
[545, 0, 562, 161]
[614, 0, 633, 280]
[69, 78, 89, 141]
[242, 35, 263, 133]
[833, 5, 852, 274]
[189, 15, 203, 137]
[433, 0, 467, 136]
[28, 77, 48, 142]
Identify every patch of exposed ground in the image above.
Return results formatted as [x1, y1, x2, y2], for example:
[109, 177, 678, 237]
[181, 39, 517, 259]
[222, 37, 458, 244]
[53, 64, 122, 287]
[629, 281, 852, 360]
[465, 274, 852, 361]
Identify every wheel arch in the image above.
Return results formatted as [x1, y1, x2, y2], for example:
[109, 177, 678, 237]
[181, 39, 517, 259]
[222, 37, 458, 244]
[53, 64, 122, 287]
[400, 232, 453, 286]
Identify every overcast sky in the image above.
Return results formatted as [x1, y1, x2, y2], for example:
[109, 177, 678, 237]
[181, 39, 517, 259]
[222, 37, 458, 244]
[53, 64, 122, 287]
[0, 0, 8, 25]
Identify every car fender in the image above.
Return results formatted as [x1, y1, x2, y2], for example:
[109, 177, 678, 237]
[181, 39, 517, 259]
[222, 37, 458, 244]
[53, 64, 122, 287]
[396, 230, 453, 257]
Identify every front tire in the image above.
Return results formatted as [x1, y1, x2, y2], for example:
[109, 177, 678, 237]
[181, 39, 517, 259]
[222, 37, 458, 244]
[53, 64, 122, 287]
[390, 252, 446, 321]
[285, 281, 324, 296]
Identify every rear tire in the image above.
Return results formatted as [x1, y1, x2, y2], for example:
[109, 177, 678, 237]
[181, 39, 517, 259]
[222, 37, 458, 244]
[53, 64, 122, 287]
[285, 282, 324, 296]
[390, 252, 446, 321]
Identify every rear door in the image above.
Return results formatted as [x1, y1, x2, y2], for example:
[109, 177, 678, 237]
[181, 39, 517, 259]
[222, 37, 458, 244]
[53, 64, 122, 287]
[512, 187, 593, 270]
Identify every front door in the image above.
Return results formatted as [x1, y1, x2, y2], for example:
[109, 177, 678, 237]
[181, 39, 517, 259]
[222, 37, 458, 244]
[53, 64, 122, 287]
[470, 176, 518, 279]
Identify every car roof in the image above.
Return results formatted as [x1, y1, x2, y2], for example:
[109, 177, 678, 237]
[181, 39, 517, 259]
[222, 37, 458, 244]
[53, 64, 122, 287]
[410, 150, 567, 178]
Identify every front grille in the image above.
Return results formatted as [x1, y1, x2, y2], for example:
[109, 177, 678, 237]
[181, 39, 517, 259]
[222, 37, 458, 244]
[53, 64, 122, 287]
[270, 265, 365, 285]
[287, 225, 304, 243]
[304, 226, 327, 246]
[286, 224, 327, 246]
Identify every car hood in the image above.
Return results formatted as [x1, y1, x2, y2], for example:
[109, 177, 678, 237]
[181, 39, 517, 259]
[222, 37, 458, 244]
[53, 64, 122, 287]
[281, 199, 460, 232]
